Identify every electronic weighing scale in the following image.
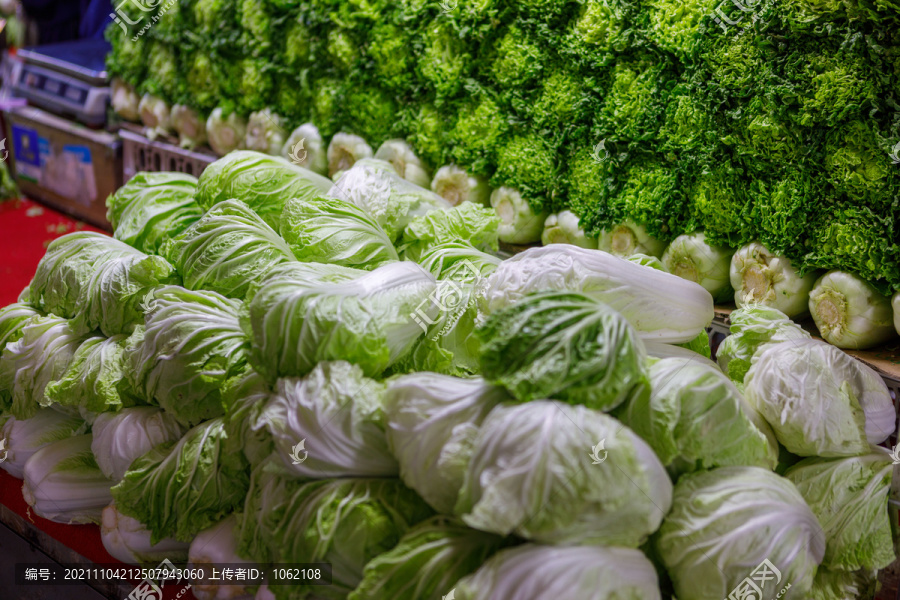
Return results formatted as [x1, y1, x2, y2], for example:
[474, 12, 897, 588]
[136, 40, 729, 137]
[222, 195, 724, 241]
[10, 39, 111, 127]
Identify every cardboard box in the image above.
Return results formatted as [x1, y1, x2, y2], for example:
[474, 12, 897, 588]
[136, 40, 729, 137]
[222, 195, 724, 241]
[3, 104, 120, 229]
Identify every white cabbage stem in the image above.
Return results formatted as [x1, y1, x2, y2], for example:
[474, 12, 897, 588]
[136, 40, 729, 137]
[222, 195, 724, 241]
[541, 210, 598, 249]
[22, 435, 113, 524]
[490, 187, 546, 244]
[281, 123, 328, 175]
[111, 79, 140, 122]
[597, 221, 666, 258]
[327, 132, 373, 177]
[662, 232, 733, 302]
[244, 109, 286, 155]
[171, 104, 208, 150]
[375, 139, 432, 188]
[138, 94, 171, 141]
[0, 409, 85, 480]
[730, 242, 817, 318]
[189, 515, 255, 600]
[808, 271, 896, 349]
[431, 164, 492, 207]
[206, 108, 247, 156]
[91, 408, 184, 483]
[100, 502, 189, 565]
[894, 291, 900, 336]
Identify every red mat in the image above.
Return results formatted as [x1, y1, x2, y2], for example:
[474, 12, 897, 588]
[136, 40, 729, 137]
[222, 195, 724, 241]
[0, 198, 194, 600]
[0, 198, 104, 305]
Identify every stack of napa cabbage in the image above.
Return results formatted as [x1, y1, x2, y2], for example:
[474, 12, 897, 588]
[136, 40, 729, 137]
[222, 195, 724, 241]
[0, 151, 895, 600]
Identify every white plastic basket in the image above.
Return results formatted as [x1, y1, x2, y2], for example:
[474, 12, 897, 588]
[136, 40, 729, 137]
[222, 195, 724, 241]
[120, 127, 216, 182]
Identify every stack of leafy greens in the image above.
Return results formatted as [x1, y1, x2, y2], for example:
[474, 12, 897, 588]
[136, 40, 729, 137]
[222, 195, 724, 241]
[0, 154, 896, 600]
[105, 0, 900, 305]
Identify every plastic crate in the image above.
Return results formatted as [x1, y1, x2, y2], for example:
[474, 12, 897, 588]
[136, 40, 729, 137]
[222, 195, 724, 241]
[120, 126, 216, 182]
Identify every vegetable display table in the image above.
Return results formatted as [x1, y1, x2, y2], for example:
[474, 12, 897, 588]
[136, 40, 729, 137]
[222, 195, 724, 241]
[2, 196, 900, 599]
[0, 197, 195, 600]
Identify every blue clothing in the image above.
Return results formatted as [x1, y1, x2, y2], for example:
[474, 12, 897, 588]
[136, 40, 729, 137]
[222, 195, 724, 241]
[80, 0, 113, 40]
[21, 0, 112, 44]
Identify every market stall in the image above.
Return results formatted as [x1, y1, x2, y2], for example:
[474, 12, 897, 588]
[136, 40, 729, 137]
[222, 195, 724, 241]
[1, 0, 900, 599]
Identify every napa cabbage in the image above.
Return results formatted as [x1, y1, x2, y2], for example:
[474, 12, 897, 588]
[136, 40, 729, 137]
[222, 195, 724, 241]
[258, 361, 397, 478]
[243, 261, 436, 380]
[481, 245, 714, 344]
[478, 291, 649, 412]
[744, 339, 896, 456]
[161, 200, 296, 299]
[106, 172, 202, 255]
[383, 373, 506, 514]
[127, 286, 251, 426]
[279, 196, 398, 270]
[27, 232, 177, 336]
[656, 466, 824, 600]
[196, 151, 332, 230]
[457, 401, 672, 547]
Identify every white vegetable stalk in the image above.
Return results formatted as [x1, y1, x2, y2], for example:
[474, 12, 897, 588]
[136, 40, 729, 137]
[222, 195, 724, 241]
[207, 108, 248, 156]
[91, 408, 185, 483]
[808, 271, 896, 349]
[894, 292, 900, 336]
[541, 210, 598, 249]
[101, 502, 190, 565]
[597, 221, 666, 258]
[138, 94, 171, 141]
[375, 140, 432, 188]
[490, 187, 546, 244]
[111, 79, 140, 122]
[662, 232, 733, 302]
[730, 242, 818, 318]
[0, 409, 85, 479]
[327, 132, 374, 177]
[281, 123, 328, 175]
[22, 434, 113, 524]
[171, 104, 208, 150]
[431, 165, 491, 207]
[244, 109, 287, 155]
[481, 245, 714, 344]
[189, 515, 255, 600]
